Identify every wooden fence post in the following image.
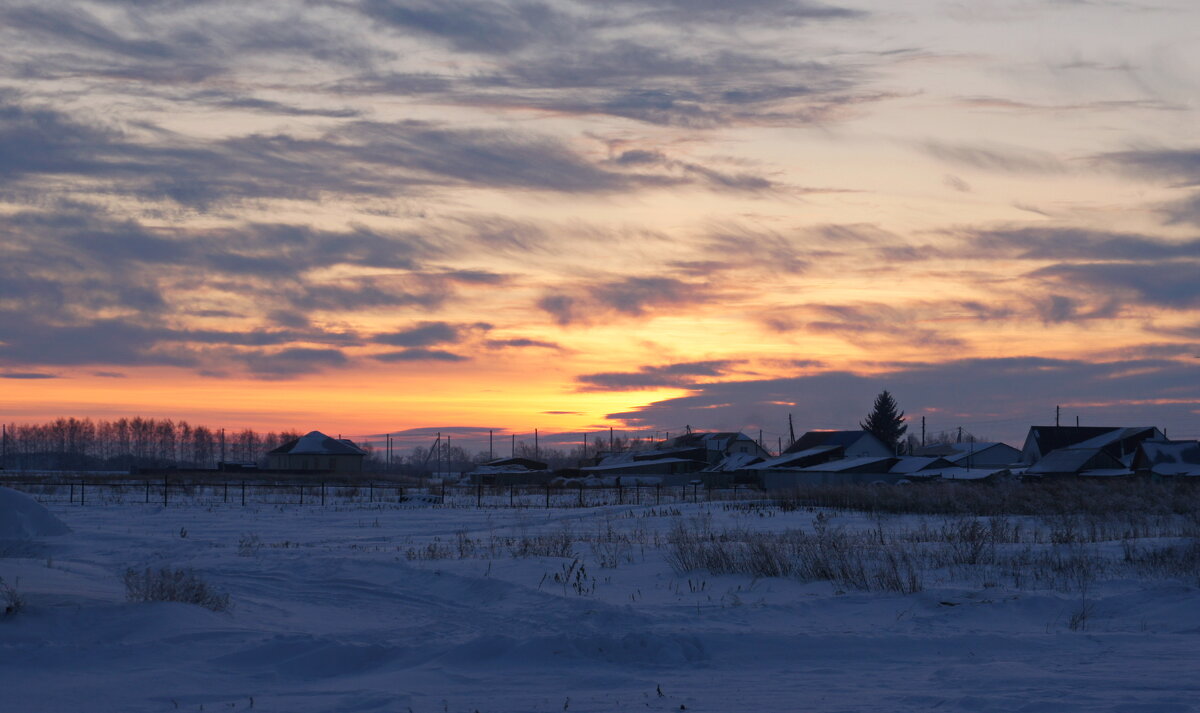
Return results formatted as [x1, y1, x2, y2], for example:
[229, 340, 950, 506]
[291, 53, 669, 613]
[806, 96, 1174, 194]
[655, 483, 660, 506]
[80, 480, 85, 506]
[578, 483, 584, 507]
[476, 482, 482, 508]
[145, 480, 150, 504]
[369, 481, 374, 503]
[545, 483, 550, 508]
[321, 482, 326, 506]
[241, 481, 246, 506]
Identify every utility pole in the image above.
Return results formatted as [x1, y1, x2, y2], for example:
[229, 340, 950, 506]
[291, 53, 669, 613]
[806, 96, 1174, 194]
[957, 426, 962, 444]
[220, 428, 226, 466]
[534, 429, 539, 460]
[777, 436, 782, 456]
[788, 414, 795, 447]
[758, 429, 763, 450]
[609, 426, 613, 452]
[921, 416, 926, 447]
[489, 430, 493, 461]
[1, 423, 5, 469]
[1076, 415, 1080, 427]
[511, 433, 515, 458]
[1056, 405, 1060, 427]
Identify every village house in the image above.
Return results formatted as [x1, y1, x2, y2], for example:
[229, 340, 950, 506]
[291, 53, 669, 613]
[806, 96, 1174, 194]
[1020, 426, 1164, 467]
[267, 431, 367, 473]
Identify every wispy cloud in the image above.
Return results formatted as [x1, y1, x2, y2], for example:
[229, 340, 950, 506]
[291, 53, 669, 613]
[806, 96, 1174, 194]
[577, 360, 741, 391]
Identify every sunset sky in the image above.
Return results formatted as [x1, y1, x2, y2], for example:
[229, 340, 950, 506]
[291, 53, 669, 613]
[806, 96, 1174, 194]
[2, 0, 1199, 450]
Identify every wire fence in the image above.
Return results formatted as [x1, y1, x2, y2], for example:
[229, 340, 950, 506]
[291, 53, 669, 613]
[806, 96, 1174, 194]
[2, 478, 762, 509]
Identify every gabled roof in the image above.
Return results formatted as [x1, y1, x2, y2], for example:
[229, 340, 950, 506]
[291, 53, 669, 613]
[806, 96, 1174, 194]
[1023, 426, 1117, 458]
[1071, 427, 1163, 451]
[750, 445, 843, 470]
[915, 441, 1018, 459]
[889, 456, 954, 474]
[268, 431, 367, 456]
[666, 431, 760, 452]
[581, 457, 706, 472]
[785, 430, 879, 455]
[633, 446, 701, 461]
[942, 442, 1020, 465]
[1025, 447, 1123, 475]
[705, 452, 764, 472]
[798, 456, 896, 473]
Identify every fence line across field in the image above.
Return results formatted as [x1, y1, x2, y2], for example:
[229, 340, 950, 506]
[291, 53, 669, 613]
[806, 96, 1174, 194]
[2, 478, 759, 509]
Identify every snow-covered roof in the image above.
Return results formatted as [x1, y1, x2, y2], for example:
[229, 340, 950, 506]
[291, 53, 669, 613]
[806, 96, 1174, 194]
[936, 467, 1011, 481]
[269, 431, 367, 456]
[917, 441, 1019, 462]
[581, 457, 704, 472]
[704, 452, 762, 472]
[665, 431, 755, 451]
[1137, 440, 1200, 473]
[470, 457, 549, 474]
[785, 430, 878, 454]
[747, 445, 841, 470]
[889, 456, 951, 474]
[1071, 427, 1160, 451]
[1026, 447, 1120, 475]
[798, 456, 895, 473]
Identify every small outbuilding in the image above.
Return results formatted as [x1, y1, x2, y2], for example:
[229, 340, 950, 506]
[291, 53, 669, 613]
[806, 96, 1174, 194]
[267, 431, 367, 473]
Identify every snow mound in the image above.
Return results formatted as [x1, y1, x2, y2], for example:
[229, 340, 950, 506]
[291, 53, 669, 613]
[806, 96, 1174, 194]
[0, 486, 71, 539]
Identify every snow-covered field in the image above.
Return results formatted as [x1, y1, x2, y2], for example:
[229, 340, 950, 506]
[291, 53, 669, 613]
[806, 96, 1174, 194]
[2, 488, 1199, 713]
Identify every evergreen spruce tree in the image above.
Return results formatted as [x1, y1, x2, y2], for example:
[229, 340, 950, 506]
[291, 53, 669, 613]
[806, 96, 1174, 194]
[860, 390, 907, 453]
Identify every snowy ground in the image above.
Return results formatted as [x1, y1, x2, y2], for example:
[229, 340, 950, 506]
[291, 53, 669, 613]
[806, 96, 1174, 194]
[2, 495, 1199, 713]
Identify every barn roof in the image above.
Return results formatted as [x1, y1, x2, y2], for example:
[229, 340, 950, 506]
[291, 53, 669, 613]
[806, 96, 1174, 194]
[268, 431, 367, 456]
[889, 456, 954, 474]
[915, 441, 1018, 460]
[1025, 447, 1122, 475]
[785, 430, 879, 454]
[1024, 426, 1117, 456]
[750, 445, 842, 469]
[797, 456, 896, 473]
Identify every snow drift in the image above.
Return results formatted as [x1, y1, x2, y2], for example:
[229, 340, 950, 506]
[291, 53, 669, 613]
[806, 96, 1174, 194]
[0, 486, 71, 539]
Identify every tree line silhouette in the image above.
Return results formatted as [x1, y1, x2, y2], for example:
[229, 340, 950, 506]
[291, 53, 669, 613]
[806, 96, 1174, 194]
[0, 417, 302, 471]
[0, 417, 665, 473]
